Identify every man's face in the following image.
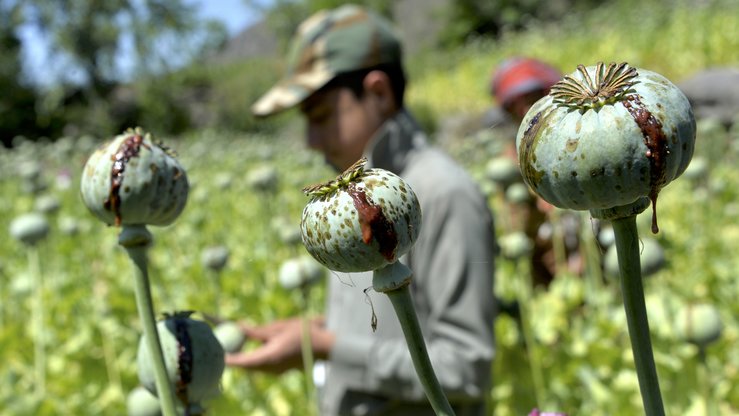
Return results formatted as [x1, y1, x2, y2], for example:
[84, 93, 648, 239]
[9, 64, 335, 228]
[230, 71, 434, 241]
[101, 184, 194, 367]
[300, 83, 384, 172]
[505, 89, 548, 123]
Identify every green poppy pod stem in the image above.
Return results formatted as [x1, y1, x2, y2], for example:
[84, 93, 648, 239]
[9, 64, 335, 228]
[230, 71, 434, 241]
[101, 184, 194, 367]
[299, 285, 317, 413]
[546, 209, 569, 279]
[201, 245, 230, 316]
[28, 245, 46, 398]
[372, 262, 455, 416]
[610, 216, 664, 416]
[512, 252, 547, 409]
[119, 225, 178, 416]
[278, 255, 325, 413]
[10, 212, 50, 398]
[578, 222, 606, 308]
[499, 231, 546, 408]
[301, 159, 454, 416]
[80, 128, 190, 416]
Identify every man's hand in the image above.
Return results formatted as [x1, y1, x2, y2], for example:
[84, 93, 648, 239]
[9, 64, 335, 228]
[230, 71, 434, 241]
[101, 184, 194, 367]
[225, 317, 334, 374]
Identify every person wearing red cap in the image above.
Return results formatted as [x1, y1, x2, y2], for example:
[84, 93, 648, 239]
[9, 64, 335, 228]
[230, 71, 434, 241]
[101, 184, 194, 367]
[491, 57, 562, 123]
[487, 57, 586, 287]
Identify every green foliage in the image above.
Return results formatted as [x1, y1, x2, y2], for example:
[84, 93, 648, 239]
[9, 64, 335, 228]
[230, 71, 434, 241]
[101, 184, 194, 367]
[437, 0, 603, 46]
[0, 131, 334, 414]
[203, 58, 288, 133]
[1, 114, 737, 415]
[462, 118, 739, 415]
[4, 0, 228, 141]
[407, 0, 739, 118]
[20, 0, 222, 91]
[134, 74, 196, 136]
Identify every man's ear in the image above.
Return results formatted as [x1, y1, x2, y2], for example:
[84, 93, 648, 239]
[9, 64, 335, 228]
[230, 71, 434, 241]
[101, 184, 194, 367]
[363, 70, 396, 116]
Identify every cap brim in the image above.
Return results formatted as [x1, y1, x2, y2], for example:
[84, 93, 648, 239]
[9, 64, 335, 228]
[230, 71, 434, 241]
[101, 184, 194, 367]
[251, 71, 336, 118]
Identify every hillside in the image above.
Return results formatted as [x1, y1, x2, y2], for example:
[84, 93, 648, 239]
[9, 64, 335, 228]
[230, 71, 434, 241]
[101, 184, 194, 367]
[213, 0, 452, 64]
[183, 0, 738, 141]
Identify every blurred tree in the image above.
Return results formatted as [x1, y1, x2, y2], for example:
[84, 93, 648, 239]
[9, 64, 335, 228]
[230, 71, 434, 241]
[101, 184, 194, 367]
[21, 0, 226, 94]
[0, 1, 39, 147]
[12, 0, 227, 138]
[438, 0, 604, 46]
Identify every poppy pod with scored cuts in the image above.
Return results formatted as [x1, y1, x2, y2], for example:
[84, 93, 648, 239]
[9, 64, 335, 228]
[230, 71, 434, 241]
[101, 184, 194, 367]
[81, 127, 189, 227]
[516, 62, 695, 232]
[300, 158, 422, 273]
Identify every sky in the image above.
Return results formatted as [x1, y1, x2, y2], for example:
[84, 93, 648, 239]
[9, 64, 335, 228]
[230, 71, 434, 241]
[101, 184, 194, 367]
[193, 0, 260, 36]
[16, 0, 262, 87]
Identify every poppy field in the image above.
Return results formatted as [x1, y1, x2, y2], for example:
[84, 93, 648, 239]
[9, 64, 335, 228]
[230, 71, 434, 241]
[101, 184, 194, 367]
[1, 115, 738, 415]
[2, 0, 739, 414]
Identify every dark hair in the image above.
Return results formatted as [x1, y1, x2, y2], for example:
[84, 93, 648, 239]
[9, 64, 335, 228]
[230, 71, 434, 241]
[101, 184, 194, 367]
[321, 63, 407, 107]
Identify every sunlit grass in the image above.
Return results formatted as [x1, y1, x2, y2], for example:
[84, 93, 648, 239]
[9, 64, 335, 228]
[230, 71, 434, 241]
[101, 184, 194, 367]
[407, 0, 739, 117]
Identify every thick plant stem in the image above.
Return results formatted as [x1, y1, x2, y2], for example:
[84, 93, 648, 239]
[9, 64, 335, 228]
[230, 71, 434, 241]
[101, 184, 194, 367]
[548, 209, 569, 276]
[211, 269, 222, 317]
[513, 258, 546, 409]
[120, 226, 178, 416]
[300, 286, 317, 415]
[384, 286, 455, 415]
[612, 216, 665, 416]
[373, 262, 455, 416]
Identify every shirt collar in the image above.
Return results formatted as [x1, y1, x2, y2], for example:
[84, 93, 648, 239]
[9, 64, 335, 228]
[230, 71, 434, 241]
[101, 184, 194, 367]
[364, 109, 428, 174]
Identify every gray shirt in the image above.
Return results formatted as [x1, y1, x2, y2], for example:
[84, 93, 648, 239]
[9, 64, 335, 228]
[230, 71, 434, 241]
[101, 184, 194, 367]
[320, 109, 497, 416]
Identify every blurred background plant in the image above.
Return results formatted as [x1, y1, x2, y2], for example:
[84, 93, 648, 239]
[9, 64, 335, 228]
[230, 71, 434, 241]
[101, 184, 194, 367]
[1, 0, 738, 414]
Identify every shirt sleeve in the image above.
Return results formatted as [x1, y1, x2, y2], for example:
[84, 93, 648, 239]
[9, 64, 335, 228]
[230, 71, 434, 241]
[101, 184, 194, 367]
[330, 179, 497, 403]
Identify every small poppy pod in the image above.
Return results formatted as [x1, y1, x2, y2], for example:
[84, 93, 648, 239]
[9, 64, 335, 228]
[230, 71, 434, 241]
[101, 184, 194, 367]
[137, 312, 224, 406]
[213, 321, 247, 354]
[300, 158, 422, 273]
[126, 385, 161, 416]
[9, 212, 50, 246]
[201, 245, 230, 272]
[278, 255, 326, 290]
[81, 127, 189, 227]
[675, 303, 723, 348]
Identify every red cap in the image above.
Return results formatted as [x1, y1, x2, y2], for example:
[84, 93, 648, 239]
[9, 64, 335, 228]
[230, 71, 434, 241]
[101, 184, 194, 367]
[491, 57, 562, 107]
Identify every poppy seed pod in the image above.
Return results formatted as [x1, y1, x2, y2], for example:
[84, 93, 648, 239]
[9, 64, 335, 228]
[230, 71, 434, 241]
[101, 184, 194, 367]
[300, 158, 422, 273]
[213, 321, 247, 354]
[486, 156, 522, 187]
[675, 303, 723, 348]
[516, 62, 695, 232]
[137, 312, 224, 406]
[278, 255, 326, 290]
[81, 127, 189, 227]
[201, 245, 230, 272]
[9, 213, 50, 246]
[126, 385, 161, 416]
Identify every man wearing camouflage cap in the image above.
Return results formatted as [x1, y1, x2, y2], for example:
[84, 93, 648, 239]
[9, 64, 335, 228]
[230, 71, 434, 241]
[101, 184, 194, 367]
[227, 5, 497, 415]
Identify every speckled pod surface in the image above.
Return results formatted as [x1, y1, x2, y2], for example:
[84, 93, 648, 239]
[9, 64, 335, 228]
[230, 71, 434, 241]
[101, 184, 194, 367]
[300, 161, 422, 273]
[81, 128, 189, 227]
[137, 314, 224, 405]
[516, 63, 695, 214]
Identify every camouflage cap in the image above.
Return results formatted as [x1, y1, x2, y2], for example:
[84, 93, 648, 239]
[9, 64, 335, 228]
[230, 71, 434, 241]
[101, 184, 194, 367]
[251, 5, 402, 117]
